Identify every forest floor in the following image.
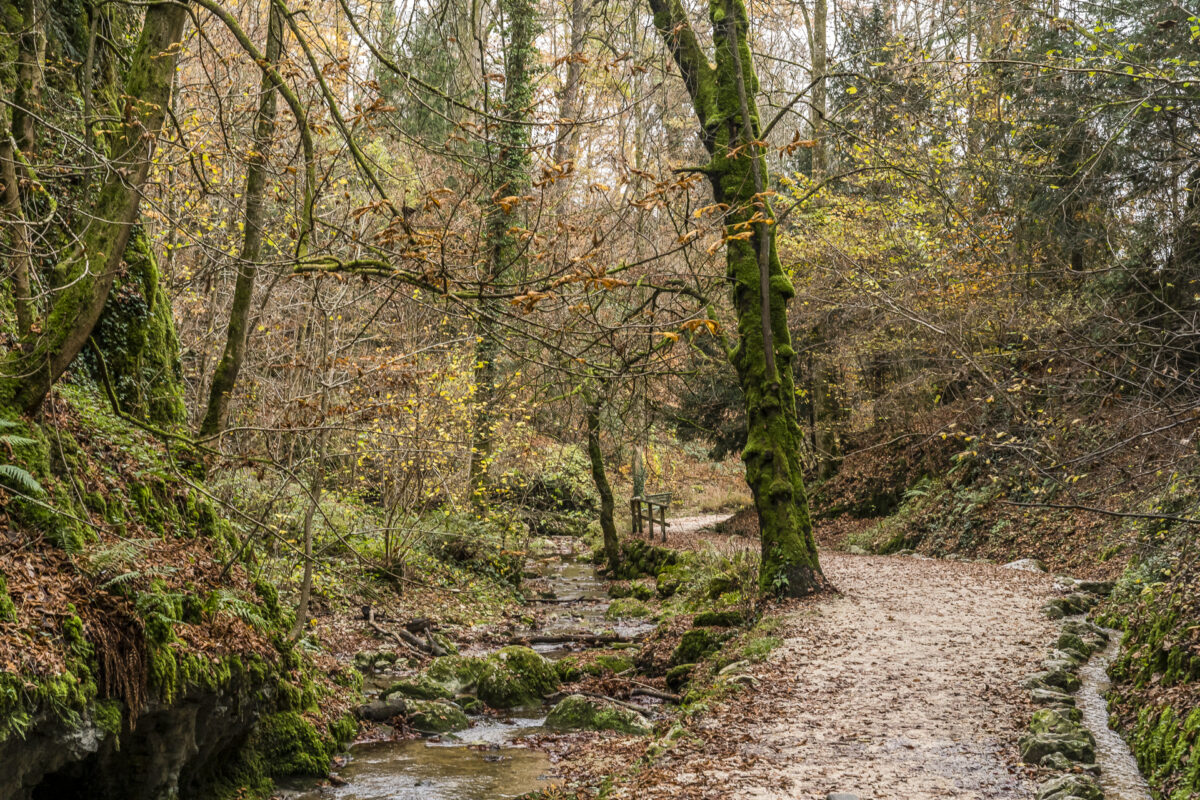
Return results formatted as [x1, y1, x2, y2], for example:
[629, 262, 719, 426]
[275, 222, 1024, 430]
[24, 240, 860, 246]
[565, 548, 1060, 799]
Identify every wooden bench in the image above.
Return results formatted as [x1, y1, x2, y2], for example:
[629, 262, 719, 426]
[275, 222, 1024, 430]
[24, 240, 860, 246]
[630, 492, 672, 542]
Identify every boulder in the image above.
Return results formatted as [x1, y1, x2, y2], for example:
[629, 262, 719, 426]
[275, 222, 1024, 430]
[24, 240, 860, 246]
[544, 694, 652, 735]
[1036, 774, 1103, 800]
[404, 699, 470, 734]
[358, 698, 408, 722]
[476, 646, 560, 708]
[383, 675, 453, 702]
[425, 655, 486, 695]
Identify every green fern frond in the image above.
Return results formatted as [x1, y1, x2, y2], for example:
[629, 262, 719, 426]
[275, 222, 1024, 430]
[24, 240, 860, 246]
[0, 434, 37, 448]
[0, 464, 44, 496]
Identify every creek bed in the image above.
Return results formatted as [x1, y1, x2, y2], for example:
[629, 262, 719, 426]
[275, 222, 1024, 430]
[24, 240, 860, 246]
[289, 536, 639, 798]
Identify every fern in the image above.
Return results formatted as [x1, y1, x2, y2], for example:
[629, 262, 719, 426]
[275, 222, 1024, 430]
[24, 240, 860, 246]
[0, 417, 43, 497]
[0, 464, 43, 496]
[211, 589, 268, 630]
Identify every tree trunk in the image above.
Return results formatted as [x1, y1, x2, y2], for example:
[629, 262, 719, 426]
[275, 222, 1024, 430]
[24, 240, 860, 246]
[647, 0, 824, 596]
[12, 0, 45, 159]
[468, 0, 537, 503]
[0, 127, 32, 336]
[552, 0, 590, 167]
[200, 3, 283, 438]
[810, 0, 828, 178]
[586, 395, 620, 572]
[811, 318, 841, 480]
[0, 0, 190, 415]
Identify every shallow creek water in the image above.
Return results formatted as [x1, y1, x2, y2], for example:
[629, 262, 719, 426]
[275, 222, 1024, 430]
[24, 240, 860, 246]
[1076, 627, 1153, 800]
[287, 540, 652, 799]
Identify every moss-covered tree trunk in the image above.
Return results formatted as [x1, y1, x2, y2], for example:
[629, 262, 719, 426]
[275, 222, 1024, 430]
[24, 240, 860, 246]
[467, 0, 537, 503]
[0, 0, 190, 415]
[200, 3, 283, 439]
[585, 393, 620, 571]
[647, 0, 824, 596]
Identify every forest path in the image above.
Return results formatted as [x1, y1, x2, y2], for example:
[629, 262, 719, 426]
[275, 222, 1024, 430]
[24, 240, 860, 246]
[620, 552, 1058, 800]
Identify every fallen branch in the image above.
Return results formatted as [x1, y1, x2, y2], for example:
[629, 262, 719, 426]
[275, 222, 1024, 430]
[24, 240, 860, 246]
[368, 620, 448, 657]
[630, 687, 680, 703]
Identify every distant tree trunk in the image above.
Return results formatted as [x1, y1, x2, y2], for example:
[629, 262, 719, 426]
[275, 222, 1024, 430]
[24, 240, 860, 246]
[292, 286, 331, 640]
[468, 0, 537, 503]
[647, 0, 824, 596]
[0, 0, 190, 415]
[200, 3, 283, 438]
[811, 319, 842, 480]
[631, 446, 645, 498]
[810, 0, 828, 178]
[0, 126, 32, 336]
[552, 0, 590, 167]
[12, 0, 45, 159]
[586, 394, 620, 571]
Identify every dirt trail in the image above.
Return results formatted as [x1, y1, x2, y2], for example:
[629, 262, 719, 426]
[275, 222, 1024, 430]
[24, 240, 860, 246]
[621, 552, 1058, 800]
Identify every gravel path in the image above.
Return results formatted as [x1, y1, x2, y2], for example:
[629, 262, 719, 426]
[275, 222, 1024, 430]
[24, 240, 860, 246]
[617, 552, 1058, 799]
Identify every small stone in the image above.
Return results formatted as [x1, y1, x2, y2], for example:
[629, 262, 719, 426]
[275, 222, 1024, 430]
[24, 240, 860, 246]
[1030, 688, 1075, 706]
[826, 794, 860, 800]
[1003, 558, 1047, 572]
[846, 545, 868, 555]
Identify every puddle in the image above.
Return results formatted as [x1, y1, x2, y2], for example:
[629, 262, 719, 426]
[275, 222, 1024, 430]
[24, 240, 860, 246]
[1077, 628, 1153, 800]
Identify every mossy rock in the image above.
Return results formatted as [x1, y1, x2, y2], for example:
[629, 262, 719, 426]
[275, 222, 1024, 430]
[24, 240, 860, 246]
[250, 712, 335, 778]
[1056, 631, 1095, 660]
[593, 654, 634, 674]
[704, 575, 737, 600]
[555, 655, 584, 683]
[1030, 708, 1088, 737]
[544, 694, 651, 735]
[1020, 729, 1096, 765]
[607, 582, 633, 599]
[656, 572, 682, 599]
[606, 598, 652, 619]
[665, 663, 695, 692]
[629, 580, 655, 601]
[476, 646, 559, 709]
[384, 675, 453, 702]
[1022, 669, 1082, 693]
[671, 629, 726, 666]
[1035, 773, 1103, 800]
[693, 610, 746, 628]
[425, 655, 487, 695]
[454, 694, 485, 715]
[404, 699, 470, 734]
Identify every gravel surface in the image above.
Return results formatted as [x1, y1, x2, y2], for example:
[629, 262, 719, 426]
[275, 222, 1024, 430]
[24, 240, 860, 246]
[614, 552, 1058, 799]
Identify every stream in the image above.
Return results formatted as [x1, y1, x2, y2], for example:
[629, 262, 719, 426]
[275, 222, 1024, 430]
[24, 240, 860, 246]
[286, 537, 649, 800]
[1077, 627, 1153, 800]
